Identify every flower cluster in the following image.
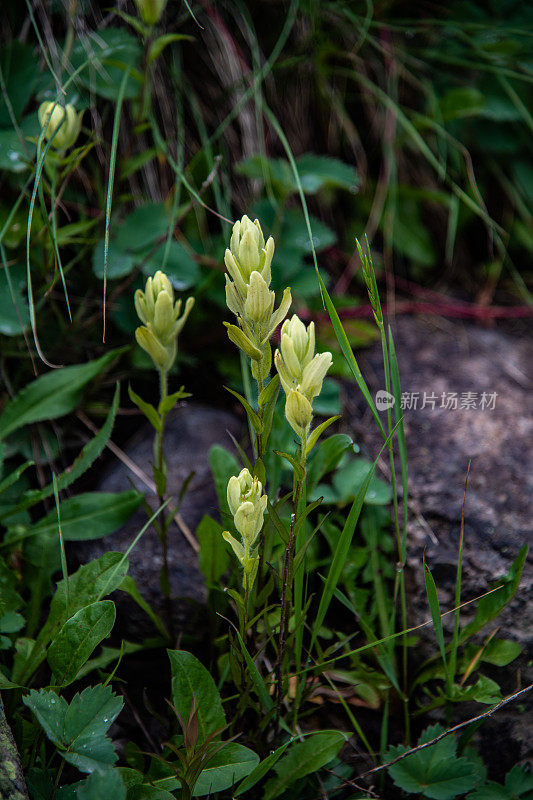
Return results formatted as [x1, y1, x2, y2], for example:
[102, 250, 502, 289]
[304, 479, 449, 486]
[222, 468, 267, 590]
[275, 315, 332, 438]
[224, 215, 291, 381]
[38, 102, 82, 151]
[134, 271, 194, 373]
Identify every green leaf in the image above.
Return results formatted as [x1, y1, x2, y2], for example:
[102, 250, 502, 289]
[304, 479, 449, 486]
[238, 155, 358, 195]
[143, 241, 199, 291]
[24, 685, 122, 774]
[479, 638, 522, 667]
[387, 724, 481, 800]
[263, 731, 348, 800]
[258, 374, 280, 408]
[147, 33, 193, 65]
[312, 377, 341, 416]
[196, 515, 229, 585]
[235, 631, 273, 713]
[305, 415, 341, 455]
[331, 457, 392, 505]
[77, 770, 126, 800]
[70, 28, 142, 100]
[192, 743, 259, 796]
[273, 450, 305, 481]
[440, 87, 486, 121]
[460, 545, 528, 642]
[0, 384, 121, 520]
[306, 433, 353, 489]
[225, 386, 262, 432]
[0, 351, 120, 440]
[13, 553, 129, 685]
[0, 42, 39, 126]
[233, 741, 290, 796]
[168, 650, 225, 743]
[296, 154, 359, 194]
[23, 689, 68, 747]
[47, 600, 116, 686]
[208, 445, 240, 516]
[158, 387, 190, 416]
[424, 561, 448, 675]
[116, 202, 169, 253]
[92, 239, 135, 280]
[129, 386, 161, 431]
[63, 685, 122, 773]
[8, 491, 142, 544]
[0, 558, 23, 616]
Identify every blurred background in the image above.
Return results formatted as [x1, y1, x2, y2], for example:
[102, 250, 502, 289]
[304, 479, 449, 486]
[0, 0, 532, 410]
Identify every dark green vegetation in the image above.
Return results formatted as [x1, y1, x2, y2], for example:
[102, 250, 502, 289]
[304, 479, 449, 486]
[0, 1, 531, 798]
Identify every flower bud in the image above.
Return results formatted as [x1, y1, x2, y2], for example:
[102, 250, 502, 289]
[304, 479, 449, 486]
[223, 215, 290, 371]
[223, 469, 267, 591]
[244, 271, 274, 324]
[134, 270, 193, 373]
[38, 102, 82, 151]
[274, 313, 332, 440]
[285, 389, 313, 436]
[134, 0, 167, 25]
[300, 352, 333, 401]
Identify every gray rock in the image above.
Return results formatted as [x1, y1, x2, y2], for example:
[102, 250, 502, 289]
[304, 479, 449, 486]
[352, 315, 532, 759]
[73, 403, 241, 636]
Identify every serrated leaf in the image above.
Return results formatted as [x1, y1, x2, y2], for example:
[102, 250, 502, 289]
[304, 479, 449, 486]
[263, 732, 348, 800]
[48, 601, 116, 686]
[23, 689, 68, 747]
[77, 769, 126, 800]
[168, 650, 225, 743]
[387, 724, 481, 800]
[63, 685, 123, 773]
[192, 743, 259, 796]
[0, 351, 120, 440]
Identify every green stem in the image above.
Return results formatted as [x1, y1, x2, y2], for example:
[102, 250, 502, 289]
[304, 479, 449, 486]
[155, 368, 174, 639]
[380, 324, 409, 741]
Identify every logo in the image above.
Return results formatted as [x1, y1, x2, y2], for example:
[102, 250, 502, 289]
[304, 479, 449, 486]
[375, 390, 395, 410]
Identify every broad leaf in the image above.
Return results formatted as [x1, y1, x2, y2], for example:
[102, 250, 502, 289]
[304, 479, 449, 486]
[196, 515, 229, 584]
[168, 650, 225, 743]
[0, 351, 120, 440]
[387, 724, 481, 799]
[263, 731, 348, 800]
[8, 491, 142, 544]
[24, 685, 122, 774]
[47, 601, 116, 686]
[70, 28, 142, 100]
[77, 769, 126, 800]
[0, 384, 121, 520]
[192, 743, 259, 796]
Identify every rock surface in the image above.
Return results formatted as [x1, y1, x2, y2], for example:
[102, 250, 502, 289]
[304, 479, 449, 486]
[73, 403, 240, 636]
[351, 315, 533, 761]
